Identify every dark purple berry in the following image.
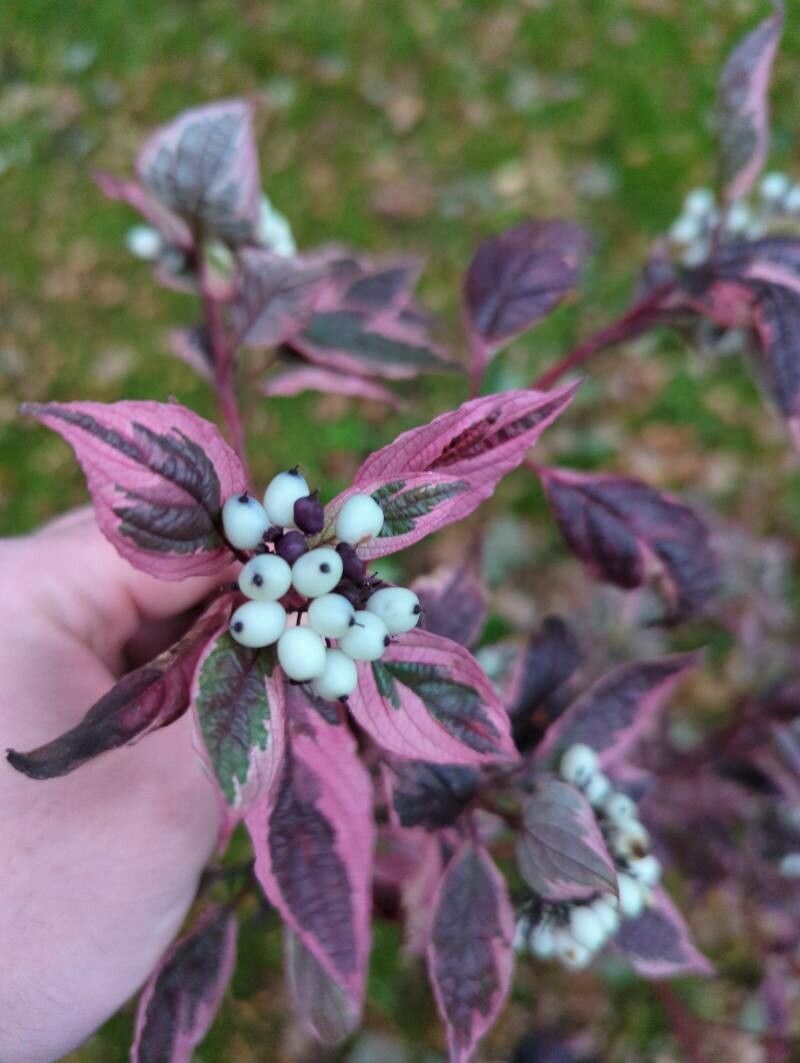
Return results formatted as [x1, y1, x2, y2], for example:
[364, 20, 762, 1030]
[335, 579, 361, 606]
[293, 491, 324, 535]
[336, 542, 366, 583]
[276, 530, 308, 564]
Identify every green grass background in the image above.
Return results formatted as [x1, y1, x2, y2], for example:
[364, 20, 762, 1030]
[1, 1, 798, 1059]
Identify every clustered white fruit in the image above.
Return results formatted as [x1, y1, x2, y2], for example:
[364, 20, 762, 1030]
[514, 742, 663, 971]
[667, 173, 800, 268]
[220, 472, 422, 701]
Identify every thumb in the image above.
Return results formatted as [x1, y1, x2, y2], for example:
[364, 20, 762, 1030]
[27, 507, 237, 673]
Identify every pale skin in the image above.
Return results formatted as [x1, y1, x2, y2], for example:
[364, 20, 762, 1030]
[0, 509, 225, 1062]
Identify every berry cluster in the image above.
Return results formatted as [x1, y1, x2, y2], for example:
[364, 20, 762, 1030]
[668, 172, 800, 267]
[514, 743, 662, 971]
[220, 470, 421, 701]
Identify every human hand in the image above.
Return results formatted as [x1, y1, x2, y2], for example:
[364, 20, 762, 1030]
[0, 509, 224, 1062]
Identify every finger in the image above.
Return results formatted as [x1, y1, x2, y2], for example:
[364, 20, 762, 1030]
[18, 508, 237, 672]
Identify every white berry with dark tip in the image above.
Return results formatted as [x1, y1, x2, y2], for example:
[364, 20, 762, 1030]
[335, 493, 385, 545]
[618, 872, 646, 919]
[528, 923, 556, 959]
[222, 493, 270, 550]
[308, 593, 355, 638]
[291, 547, 343, 599]
[559, 743, 598, 788]
[229, 600, 286, 648]
[590, 896, 620, 937]
[277, 626, 326, 681]
[584, 771, 611, 808]
[339, 610, 390, 661]
[312, 649, 359, 701]
[366, 586, 421, 635]
[629, 854, 662, 887]
[263, 469, 310, 529]
[239, 554, 292, 601]
[554, 929, 591, 971]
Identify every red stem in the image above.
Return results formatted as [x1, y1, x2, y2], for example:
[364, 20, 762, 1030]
[533, 283, 675, 391]
[198, 256, 251, 483]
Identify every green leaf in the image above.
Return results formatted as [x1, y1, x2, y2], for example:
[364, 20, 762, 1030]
[194, 633, 284, 808]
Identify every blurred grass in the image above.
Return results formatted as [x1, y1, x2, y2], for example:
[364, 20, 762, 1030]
[2, 0, 799, 1059]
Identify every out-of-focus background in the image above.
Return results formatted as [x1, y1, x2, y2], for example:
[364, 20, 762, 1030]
[2, 1, 799, 1059]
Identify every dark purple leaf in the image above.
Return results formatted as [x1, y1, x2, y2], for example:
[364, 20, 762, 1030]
[285, 929, 360, 1046]
[463, 220, 590, 378]
[751, 283, 800, 432]
[427, 842, 514, 1063]
[343, 258, 422, 313]
[715, 3, 784, 202]
[535, 653, 698, 771]
[7, 596, 232, 780]
[192, 631, 286, 811]
[387, 758, 478, 830]
[246, 686, 373, 1002]
[21, 400, 246, 579]
[540, 466, 719, 624]
[230, 249, 325, 349]
[615, 888, 713, 978]
[137, 99, 261, 245]
[347, 629, 517, 765]
[131, 905, 237, 1063]
[516, 777, 617, 902]
[504, 615, 582, 750]
[412, 563, 488, 648]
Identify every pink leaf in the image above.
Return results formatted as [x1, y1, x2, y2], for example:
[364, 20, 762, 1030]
[540, 466, 719, 624]
[245, 685, 373, 1003]
[93, 171, 192, 250]
[615, 888, 714, 979]
[535, 653, 699, 771]
[131, 905, 237, 1063]
[285, 929, 360, 1046]
[715, 3, 784, 202]
[335, 387, 576, 559]
[401, 833, 445, 956]
[169, 326, 214, 383]
[137, 99, 261, 245]
[516, 777, 617, 902]
[191, 630, 286, 813]
[22, 400, 246, 579]
[412, 563, 488, 648]
[6, 595, 233, 780]
[356, 384, 577, 482]
[262, 365, 403, 408]
[427, 842, 515, 1063]
[463, 220, 591, 380]
[347, 629, 518, 765]
[231, 249, 326, 349]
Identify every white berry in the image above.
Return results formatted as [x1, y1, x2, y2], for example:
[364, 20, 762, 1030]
[311, 648, 359, 701]
[759, 171, 790, 203]
[126, 224, 162, 260]
[335, 493, 385, 545]
[229, 600, 286, 648]
[559, 744, 599, 788]
[291, 547, 343, 599]
[669, 214, 702, 246]
[590, 896, 620, 938]
[569, 905, 607, 953]
[339, 610, 390, 662]
[222, 493, 270, 550]
[554, 929, 591, 971]
[603, 791, 637, 825]
[263, 469, 310, 528]
[618, 872, 646, 920]
[512, 919, 531, 956]
[683, 187, 715, 218]
[366, 586, 421, 635]
[308, 593, 355, 639]
[725, 201, 751, 234]
[785, 184, 800, 214]
[277, 626, 326, 681]
[239, 554, 292, 601]
[584, 771, 611, 808]
[528, 922, 556, 959]
[629, 854, 662, 887]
